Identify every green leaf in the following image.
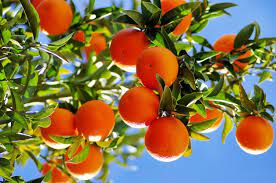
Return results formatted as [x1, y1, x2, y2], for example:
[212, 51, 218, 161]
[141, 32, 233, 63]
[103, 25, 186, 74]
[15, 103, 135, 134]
[234, 23, 255, 48]
[42, 171, 52, 183]
[67, 140, 81, 159]
[160, 27, 177, 54]
[159, 86, 174, 112]
[194, 51, 220, 63]
[178, 92, 203, 107]
[192, 35, 213, 49]
[123, 10, 145, 27]
[48, 33, 74, 50]
[112, 14, 138, 26]
[222, 114, 233, 144]
[192, 102, 206, 118]
[189, 118, 218, 132]
[161, 2, 200, 25]
[7, 111, 28, 129]
[175, 105, 196, 115]
[19, 0, 40, 40]
[153, 0, 161, 8]
[10, 90, 24, 112]
[208, 76, 225, 97]
[190, 130, 210, 141]
[260, 112, 274, 122]
[87, 0, 95, 13]
[209, 3, 237, 12]
[141, 1, 161, 26]
[0, 158, 13, 179]
[180, 64, 196, 90]
[68, 145, 90, 164]
[239, 84, 256, 113]
[49, 135, 76, 144]
[156, 74, 166, 91]
[257, 71, 272, 84]
[2, 29, 11, 44]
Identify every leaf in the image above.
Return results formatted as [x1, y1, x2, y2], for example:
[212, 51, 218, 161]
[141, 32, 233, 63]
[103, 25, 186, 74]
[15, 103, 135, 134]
[175, 105, 196, 115]
[192, 103, 206, 118]
[141, 1, 161, 26]
[156, 74, 166, 91]
[234, 23, 255, 48]
[68, 145, 90, 164]
[10, 89, 24, 112]
[19, 0, 40, 40]
[0, 158, 13, 179]
[239, 84, 256, 112]
[67, 140, 81, 159]
[42, 171, 52, 183]
[180, 64, 196, 90]
[123, 10, 145, 27]
[260, 112, 274, 122]
[209, 3, 237, 12]
[2, 29, 11, 44]
[222, 114, 233, 144]
[48, 33, 74, 50]
[257, 71, 272, 84]
[192, 35, 213, 49]
[25, 150, 43, 171]
[178, 92, 203, 107]
[190, 130, 210, 141]
[159, 86, 174, 112]
[87, 0, 96, 13]
[49, 135, 76, 144]
[189, 118, 218, 132]
[161, 2, 200, 25]
[160, 27, 177, 54]
[208, 76, 225, 97]
[183, 140, 192, 157]
[194, 51, 220, 63]
[7, 111, 28, 129]
[153, 0, 161, 8]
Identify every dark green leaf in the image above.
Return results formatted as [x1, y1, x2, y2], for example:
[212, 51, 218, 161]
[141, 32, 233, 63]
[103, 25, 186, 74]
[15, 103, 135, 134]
[178, 92, 203, 107]
[159, 86, 174, 112]
[209, 3, 237, 12]
[208, 76, 225, 97]
[189, 118, 218, 132]
[19, 0, 40, 40]
[123, 10, 145, 27]
[234, 23, 255, 48]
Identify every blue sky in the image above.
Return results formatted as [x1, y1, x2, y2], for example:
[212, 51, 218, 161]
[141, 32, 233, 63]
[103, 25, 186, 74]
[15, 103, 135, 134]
[13, 0, 276, 182]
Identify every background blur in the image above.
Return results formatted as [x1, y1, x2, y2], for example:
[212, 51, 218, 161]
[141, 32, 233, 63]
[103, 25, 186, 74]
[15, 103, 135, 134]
[14, 0, 276, 182]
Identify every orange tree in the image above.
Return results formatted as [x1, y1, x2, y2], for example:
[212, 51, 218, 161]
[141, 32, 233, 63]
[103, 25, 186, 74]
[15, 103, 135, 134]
[0, 0, 275, 182]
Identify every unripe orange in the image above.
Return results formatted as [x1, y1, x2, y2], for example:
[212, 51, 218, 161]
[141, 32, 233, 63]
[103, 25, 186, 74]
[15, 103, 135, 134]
[110, 28, 150, 72]
[213, 34, 252, 72]
[161, 0, 193, 35]
[145, 117, 189, 162]
[40, 108, 77, 149]
[119, 86, 160, 128]
[42, 161, 71, 183]
[36, 0, 73, 36]
[75, 100, 115, 142]
[136, 47, 179, 90]
[189, 108, 224, 133]
[65, 145, 103, 180]
[236, 116, 274, 155]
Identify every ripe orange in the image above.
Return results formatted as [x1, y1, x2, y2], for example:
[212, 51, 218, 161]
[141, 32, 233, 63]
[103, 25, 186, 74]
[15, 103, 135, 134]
[75, 100, 115, 142]
[40, 108, 77, 149]
[65, 145, 103, 180]
[189, 108, 224, 133]
[161, 0, 193, 35]
[110, 28, 150, 72]
[145, 117, 189, 162]
[213, 34, 252, 72]
[31, 0, 43, 8]
[236, 116, 274, 155]
[119, 86, 160, 128]
[36, 0, 73, 36]
[74, 31, 107, 58]
[42, 161, 71, 183]
[136, 47, 179, 90]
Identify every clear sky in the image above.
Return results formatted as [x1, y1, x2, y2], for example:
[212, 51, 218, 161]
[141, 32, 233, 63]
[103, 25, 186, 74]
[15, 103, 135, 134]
[13, 0, 276, 183]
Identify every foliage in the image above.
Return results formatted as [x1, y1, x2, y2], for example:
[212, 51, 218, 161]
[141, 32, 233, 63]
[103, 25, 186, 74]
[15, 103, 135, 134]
[0, 0, 275, 182]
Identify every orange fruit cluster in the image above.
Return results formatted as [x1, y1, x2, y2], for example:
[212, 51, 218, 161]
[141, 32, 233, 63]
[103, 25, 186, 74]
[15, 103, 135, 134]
[32, 0, 73, 36]
[213, 34, 252, 72]
[40, 100, 115, 181]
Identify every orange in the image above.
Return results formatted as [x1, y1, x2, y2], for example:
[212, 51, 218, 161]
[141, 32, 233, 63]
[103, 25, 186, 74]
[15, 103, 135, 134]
[119, 86, 160, 128]
[213, 34, 252, 72]
[145, 117, 189, 162]
[236, 116, 274, 155]
[161, 0, 193, 35]
[42, 161, 71, 183]
[110, 28, 150, 72]
[74, 31, 107, 58]
[36, 0, 73, 35]
[65, 145, 103, 180]
[31, 0, 44, 8]
[75, 100, 115, 142]
[136, 47, 179, 90]
[189, 108, 224, 133]
[40, 108, 77, 149]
